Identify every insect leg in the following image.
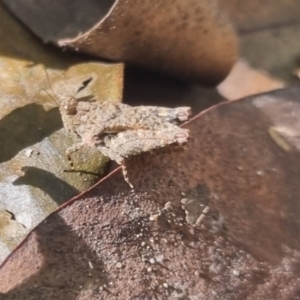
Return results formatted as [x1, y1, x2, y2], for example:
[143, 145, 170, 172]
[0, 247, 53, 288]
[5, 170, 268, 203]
[96, 144, 134, 188]
[97, 135, 133, 189]
[65, 142, 84, 168]
[120, 160, 133, 189]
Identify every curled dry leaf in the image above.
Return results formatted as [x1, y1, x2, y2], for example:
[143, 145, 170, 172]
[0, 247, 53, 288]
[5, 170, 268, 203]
[3, 0, 237, 85]
[1, 88, 300, 299]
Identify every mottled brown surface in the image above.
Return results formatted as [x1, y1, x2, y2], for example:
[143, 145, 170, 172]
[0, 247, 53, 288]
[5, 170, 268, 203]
[3, 0, 237, 85]
[1, 88, 300, 299]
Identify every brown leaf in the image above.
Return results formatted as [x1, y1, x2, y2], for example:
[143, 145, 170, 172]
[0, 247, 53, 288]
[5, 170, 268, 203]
[1, 88, 300, 299]
[3, 0, 238, 85]
[218, 60, 286, 100]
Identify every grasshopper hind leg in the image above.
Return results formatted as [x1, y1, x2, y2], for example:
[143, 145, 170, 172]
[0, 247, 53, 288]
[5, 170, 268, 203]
[98, 145, 134, 189]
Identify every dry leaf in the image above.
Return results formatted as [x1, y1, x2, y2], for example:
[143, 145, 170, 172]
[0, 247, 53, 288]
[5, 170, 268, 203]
[3, 0, 237, 85]
[218, 60, 286, 100]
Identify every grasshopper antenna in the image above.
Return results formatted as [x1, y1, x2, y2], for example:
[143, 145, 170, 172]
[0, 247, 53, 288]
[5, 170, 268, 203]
[43, 69, 60, 106]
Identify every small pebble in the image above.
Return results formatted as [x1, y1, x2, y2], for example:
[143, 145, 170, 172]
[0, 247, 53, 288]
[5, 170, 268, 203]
[149, 258, 155, 264]
[164, 202, 173, 210]
[88, 261, 94, 269]
[149, 214, 159, 221]
[116, 262, 122, 269]
[155, 254, 164, 263]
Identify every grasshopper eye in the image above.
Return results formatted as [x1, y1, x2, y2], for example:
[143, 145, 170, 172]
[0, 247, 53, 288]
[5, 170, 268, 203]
[63, 98, 78, 115]
[175, 131, 189, 144]
[177, 108, 192, 121]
